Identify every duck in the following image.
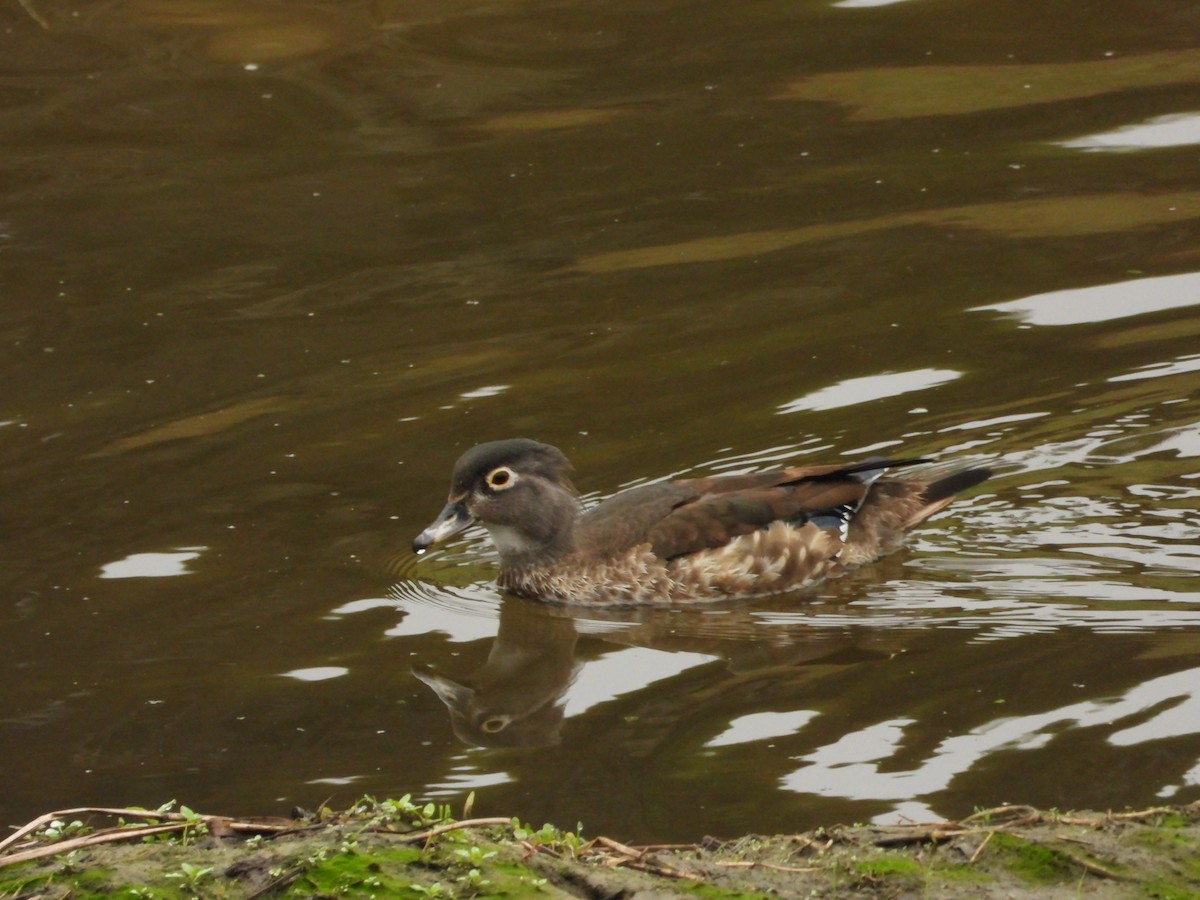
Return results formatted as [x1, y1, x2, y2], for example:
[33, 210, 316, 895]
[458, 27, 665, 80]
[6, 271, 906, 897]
[413, 438, 991, 605]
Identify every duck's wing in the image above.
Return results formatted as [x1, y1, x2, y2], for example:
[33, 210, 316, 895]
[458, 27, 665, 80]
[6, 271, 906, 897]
[572, 466, 840, 555]
[573, 480, 703, 558]
[652, 457, 987, 562]
[571, 461, 888, 560]
[576, 457, 991, 564]
[643, 464, 896, 561]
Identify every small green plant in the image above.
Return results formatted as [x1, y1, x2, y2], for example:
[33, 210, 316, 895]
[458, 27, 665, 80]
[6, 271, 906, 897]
[122, 798, 183, 826]
[450, 842, 497, 890]
[411, 883, 446, 896]
[351, 794, 454, 830]
[511, 819, 584, 852]
[176, 805, 209, 846]
[39, 818, 90, 841]
[55, 848, 86, 874]
[453, 845, 498, 867]
[304, 848, 330, 867]
[456, 866, 490, 890]
[342, 794, 457, 850]
[120, 799, 208, 844]
[164, 861, 214, 893]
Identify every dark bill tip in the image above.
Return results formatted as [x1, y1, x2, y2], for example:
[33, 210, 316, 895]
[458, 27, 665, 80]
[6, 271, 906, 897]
[412, 500, 473, 555]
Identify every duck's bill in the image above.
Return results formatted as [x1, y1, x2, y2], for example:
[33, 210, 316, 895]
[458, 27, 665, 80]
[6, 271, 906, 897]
[413, 500, 473, 554]
[412, 663, 474, 707]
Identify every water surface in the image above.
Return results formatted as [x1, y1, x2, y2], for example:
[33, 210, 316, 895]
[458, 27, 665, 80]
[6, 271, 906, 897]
[2, 0, 1199, 841]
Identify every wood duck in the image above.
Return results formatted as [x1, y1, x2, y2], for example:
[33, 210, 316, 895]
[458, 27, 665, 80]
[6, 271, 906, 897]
[413, 439, 991, 605]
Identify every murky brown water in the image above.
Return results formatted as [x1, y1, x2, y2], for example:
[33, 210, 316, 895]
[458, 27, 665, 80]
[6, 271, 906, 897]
[3, 0, 1199, 842]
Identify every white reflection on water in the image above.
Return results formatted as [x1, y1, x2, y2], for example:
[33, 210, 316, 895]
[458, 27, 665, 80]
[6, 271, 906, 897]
[306, 775, 363, 785]
[938, 412, 1049, 432]
[280, 666, 349, 682]
[564, 649, 719, 717]
[98, 547, 206, 578]
[781, 666, 1200, 801]
[972, 271, 1200, 325]
[383, 595, 500, 642]
[424, 755, 513, 798]
[1110, 353, 1200, 383]
[777, 368, 962, 413]
[459, 384, 510, 399]
[1059, 112, 1200, 151]
[1161, 760, 1200, 798]
[705, 710, 819, 748]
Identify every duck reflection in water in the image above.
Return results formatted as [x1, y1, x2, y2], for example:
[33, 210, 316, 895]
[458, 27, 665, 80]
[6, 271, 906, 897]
[413, 598, 580, 748]
[413, 593, 899, 749]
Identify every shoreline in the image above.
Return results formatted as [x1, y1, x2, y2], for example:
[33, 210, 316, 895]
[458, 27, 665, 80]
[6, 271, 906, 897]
[3, 798, 1198, 897]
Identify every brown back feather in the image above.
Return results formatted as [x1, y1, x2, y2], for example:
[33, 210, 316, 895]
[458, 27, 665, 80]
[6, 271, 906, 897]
[575, 458, 931, 562]
[575, 457, 989, 564]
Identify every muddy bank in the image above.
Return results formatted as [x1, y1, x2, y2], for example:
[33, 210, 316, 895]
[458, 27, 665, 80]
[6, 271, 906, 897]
[2, 798, 1198, 898]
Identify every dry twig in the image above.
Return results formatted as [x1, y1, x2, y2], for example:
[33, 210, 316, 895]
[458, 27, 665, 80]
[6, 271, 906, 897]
[390, 816, 514, 844]
[967, 830, 995, 864]
[0, 823, 187, 868]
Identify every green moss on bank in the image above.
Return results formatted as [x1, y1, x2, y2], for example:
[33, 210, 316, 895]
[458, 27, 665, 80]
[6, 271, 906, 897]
[988, 832, 1087, 883]
[2, 800, 1199, 899]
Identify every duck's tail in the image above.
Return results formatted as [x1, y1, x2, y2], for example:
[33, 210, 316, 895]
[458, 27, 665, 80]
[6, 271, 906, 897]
[841, 461, 993, 564]
[904, 464, 994, 528]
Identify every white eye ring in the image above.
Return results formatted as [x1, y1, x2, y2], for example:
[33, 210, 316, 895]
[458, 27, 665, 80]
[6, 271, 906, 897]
[486, 466, 518, 490]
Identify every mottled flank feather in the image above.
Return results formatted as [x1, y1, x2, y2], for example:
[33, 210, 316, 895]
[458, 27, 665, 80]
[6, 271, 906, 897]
[414, 438, 992, 605]
[501, 522, 844, 605]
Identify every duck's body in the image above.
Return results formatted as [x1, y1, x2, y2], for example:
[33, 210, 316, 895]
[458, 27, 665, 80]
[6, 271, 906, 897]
[413, 439, 991, 605]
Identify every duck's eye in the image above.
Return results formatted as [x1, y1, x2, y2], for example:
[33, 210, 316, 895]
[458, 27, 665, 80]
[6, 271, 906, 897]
[482, 716, 509, 733]
[485, 467, 517, 490]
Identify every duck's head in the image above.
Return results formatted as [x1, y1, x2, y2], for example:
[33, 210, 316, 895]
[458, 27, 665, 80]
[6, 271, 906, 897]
[413, 439, 579, 565]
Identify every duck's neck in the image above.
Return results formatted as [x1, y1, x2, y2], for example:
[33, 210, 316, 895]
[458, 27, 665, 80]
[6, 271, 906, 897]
[488, 485, 579, 571]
